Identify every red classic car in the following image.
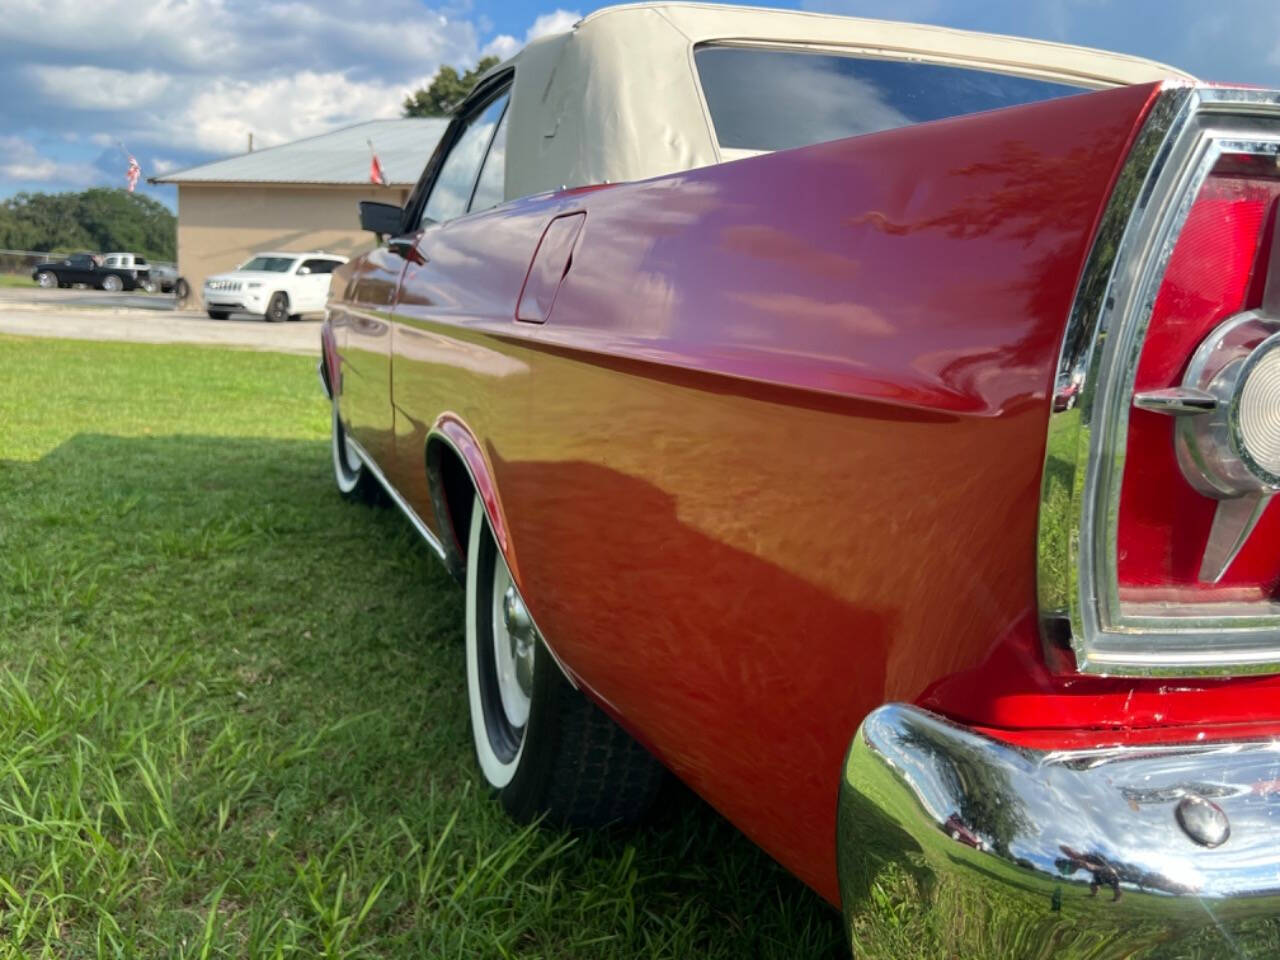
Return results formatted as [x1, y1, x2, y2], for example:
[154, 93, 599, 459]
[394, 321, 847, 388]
[321, 5, 1280, 955]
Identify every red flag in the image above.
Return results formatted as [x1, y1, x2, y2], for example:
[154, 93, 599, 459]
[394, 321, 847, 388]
[368, 140, 386, 186]
[126, 155, 141, 192]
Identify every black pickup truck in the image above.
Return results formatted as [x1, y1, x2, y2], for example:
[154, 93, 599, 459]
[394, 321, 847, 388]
[31, 253, 146, 292]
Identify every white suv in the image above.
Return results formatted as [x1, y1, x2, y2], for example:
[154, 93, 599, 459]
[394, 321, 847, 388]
[203, 251, 347, 322]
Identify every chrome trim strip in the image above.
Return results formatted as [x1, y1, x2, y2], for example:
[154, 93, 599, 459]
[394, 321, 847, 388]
[1037, 84, 1280, 675]
[839, 704, 1280, 958]
[316, 360, 332, 400]
[1132, 386, 1217, 414]
[345, 435, 448, 564]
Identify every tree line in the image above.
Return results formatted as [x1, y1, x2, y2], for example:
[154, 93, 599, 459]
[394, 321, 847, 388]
[0, 189, 176, 261]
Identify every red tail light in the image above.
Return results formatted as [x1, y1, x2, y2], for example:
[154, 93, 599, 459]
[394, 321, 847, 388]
[1118, 167, 1280, 600]
[1037, 86, 1280, 674]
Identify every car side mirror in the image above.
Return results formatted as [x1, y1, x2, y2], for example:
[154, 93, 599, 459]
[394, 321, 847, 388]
[359, 201, 403, 238]
[297, 266, 311, 275]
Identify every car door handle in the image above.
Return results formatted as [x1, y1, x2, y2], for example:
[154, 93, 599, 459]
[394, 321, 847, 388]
[517, 213, 586, 324]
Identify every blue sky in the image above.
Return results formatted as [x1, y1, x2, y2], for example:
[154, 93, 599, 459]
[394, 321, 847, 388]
[2, 0, 1279, 210]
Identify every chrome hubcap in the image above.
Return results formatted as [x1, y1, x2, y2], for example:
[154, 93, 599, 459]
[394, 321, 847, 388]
[491, 555, 534, 729]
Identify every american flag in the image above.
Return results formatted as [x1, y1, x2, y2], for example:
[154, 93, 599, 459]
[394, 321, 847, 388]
[126, 155, 141, 192]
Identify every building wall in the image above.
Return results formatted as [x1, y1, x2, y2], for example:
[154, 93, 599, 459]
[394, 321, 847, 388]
[175, 183, 411, 299]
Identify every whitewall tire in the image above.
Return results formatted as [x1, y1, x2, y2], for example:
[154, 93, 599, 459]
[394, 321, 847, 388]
[330, 400, 381, 504]
[463, 493, 666, 826]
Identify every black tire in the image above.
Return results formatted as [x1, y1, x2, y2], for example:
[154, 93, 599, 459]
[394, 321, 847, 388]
[35, 271, 56, 289]
[100, 274, 122, 293]
[207, 310, 230, 320]
[265, 292, 289, 323]
[174, 278, 190, 303]
[330, 400, 382, 504]
[465, 494, 665, 827]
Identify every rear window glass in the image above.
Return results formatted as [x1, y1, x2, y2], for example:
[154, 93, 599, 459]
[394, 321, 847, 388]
[694, 45, 1087, 153]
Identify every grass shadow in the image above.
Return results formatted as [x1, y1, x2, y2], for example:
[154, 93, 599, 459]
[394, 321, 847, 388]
[0, 430, 843, 957]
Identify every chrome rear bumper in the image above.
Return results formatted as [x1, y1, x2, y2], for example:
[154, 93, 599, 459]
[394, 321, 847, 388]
[839, 705, 1280, 958]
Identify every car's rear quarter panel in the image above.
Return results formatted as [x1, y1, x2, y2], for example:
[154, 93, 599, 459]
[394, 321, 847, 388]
[382, 82, 1175, 900]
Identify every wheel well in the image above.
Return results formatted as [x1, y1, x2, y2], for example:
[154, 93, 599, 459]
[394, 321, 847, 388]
[426, 437, 474, 583]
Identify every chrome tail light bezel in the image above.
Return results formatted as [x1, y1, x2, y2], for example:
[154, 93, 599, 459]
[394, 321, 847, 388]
[1038, 84, 1280, 676]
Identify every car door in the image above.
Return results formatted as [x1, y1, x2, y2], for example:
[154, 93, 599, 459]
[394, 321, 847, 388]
[67, 255, 93, 284]
[336, 249, 403, 471]
[298, 259, 337, 312]
[383, 81, 533, 524]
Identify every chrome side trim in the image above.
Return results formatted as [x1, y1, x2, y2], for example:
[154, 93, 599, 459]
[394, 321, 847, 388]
[1037, 84, 1280, 674]
[317, 360, 332, 400]
[839, 704, 1280, 959]
[345, 435, 449, 564]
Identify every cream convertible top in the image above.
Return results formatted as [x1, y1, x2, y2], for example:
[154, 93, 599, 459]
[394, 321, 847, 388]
[495, 3, 1193, 201]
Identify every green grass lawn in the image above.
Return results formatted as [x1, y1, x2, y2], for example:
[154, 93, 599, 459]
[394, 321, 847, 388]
[0, 273, 34, 288]
[0, 335, 843, 958]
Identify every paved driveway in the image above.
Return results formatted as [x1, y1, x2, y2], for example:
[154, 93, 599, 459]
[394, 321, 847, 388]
[0, 288, 320, 355]
[8, 287, 178, 312]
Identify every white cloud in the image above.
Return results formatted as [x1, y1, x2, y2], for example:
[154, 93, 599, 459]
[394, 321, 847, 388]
[0, 136, 99, 185]
[185, 71, 405, 153]
[526, 9, 581, 39]
[0, 3, 586, 194]
[28, 65, 171, 110]
[483, 34, 521, 60]
[483, 8, 579, 60]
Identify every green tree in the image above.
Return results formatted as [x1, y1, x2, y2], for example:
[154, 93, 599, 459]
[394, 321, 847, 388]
[402, 56, 500, 117]
[0, 189, 175, 260]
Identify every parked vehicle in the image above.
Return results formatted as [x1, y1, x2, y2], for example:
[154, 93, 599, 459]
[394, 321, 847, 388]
[30, 252, 145, 292]
[321, 5, 1280, 956]
[101, 252, 159, 292]
[148, 262, 178, 294]
[204, 252, 347, 321]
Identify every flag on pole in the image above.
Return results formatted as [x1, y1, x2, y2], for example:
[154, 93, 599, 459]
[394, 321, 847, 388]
[126, 155, 141, 192]
[368, 140, 386, 186]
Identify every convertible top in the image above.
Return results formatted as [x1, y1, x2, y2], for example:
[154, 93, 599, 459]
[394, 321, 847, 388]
[495, 2, 1194, 200]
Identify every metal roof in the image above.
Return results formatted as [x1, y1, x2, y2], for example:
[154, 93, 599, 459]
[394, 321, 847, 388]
[151, 118, 448, 186]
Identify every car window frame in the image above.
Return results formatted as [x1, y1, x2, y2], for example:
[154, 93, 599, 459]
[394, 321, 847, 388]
[466, 99, 511, 214]
[403, 69, 514, 232]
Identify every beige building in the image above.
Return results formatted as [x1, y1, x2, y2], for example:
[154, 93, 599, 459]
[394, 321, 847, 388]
[151, 118, 447, 293]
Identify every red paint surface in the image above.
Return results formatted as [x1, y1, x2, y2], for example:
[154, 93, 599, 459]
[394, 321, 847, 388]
[323, 82, 1280, 904]
[1117, 173, 1280, 598]
[918, 611, 1280, 738]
